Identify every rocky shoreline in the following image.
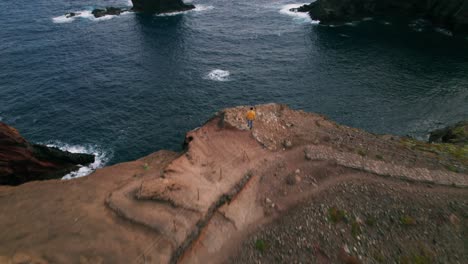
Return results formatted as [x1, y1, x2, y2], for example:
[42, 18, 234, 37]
[0, 104, 465, 263]
[0, 122, 94, 185]
[293, 0, 468, 36]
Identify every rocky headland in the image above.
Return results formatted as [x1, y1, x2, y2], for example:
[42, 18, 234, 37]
[293, 0, 468, 36]
[0, 104, 466, 263]
[0, 122, 94, 186]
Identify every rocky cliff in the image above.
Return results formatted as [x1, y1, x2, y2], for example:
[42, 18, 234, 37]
[0, 122, 94, 185]
[0, 104, 466, 263]
[295, 0, 468, 35]
[132, 0, 195, 13]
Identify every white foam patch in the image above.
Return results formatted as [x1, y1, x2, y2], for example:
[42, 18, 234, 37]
[206, 69, 230, 81]
[435, 28, 453, 37]
[344, 21, 359, 26]
[45, 142, 109, 180]
[52, 10, 131, 24]
[157, 5, 214, 16]
[279, 3, 320, 24]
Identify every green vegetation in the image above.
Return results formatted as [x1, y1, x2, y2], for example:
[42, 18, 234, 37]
[400, 244, 435, 264]
[351, 220, 361, 238]
[365, 216, 376, 227]
[400, 215, 416, 226]
[254, 239, 268, 253]
[400, 138, 467, 166]
[373, 251, 385, 263]
[143, 163, 150, 170]
[328, 207, 347, 223]
[357, 149, 367, 157]
[375, 154, 384, 160]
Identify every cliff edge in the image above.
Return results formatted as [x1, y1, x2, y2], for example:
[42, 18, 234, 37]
[0, 104, 466, 263]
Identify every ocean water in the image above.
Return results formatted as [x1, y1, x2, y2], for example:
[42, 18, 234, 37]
[1, 0, 467, 176]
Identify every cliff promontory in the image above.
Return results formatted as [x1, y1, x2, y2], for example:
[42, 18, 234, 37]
[0, 104, 466, 263]
[0, 122, 94, 185]
[295, 0, 468, 35]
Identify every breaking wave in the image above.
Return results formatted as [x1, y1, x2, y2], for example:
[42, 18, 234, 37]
[45, 142, 109, 180]
[206, 69, 230, 81]
[279, 3, 319, 24]
[52, 10, 131, 24]
[156, 4, 214, 16]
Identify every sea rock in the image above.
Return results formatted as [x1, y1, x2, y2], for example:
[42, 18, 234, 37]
[65, 12, 79, 18]
[92, 7, 127, 18]
[131, 0, 195, 13]
[294, 0, 468, 36]
[0, 122, 94, 185]
[429, 121, 467, 145]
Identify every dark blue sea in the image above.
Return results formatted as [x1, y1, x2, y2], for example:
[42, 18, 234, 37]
[1, 0, 467, 176]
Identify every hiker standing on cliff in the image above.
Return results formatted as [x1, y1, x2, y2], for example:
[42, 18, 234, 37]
[246, 107, 256, 130]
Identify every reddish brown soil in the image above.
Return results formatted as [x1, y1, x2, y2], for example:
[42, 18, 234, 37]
[0, 104, 466, 264]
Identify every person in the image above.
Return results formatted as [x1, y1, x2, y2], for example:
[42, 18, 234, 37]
[246, 107, 256, 130]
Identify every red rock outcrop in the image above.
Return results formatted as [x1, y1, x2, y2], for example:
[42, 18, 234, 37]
[0, 122, 94, 185]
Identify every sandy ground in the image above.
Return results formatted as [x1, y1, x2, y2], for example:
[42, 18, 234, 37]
[0, 103, 466, 264]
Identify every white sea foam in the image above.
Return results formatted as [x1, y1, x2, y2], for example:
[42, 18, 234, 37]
[52, 10, 131, 24]
[279, 3, 320, 24]
[206, 69, 230, 81]
[45, 142, 109, 180]
[156, 4, 214, 17]
[435, 28, 453, 37]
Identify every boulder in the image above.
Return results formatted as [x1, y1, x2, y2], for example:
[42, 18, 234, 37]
[429, 121, 467, 145]
[131, 0, 195, 13]
[0, 122, 94, 185]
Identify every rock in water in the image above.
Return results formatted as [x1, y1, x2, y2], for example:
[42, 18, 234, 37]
[429, 121, 467, 145]
[295, 0, 468, 36]
[92, 7, 126, 18]
[131, 0, 195, 13]
[0, 122, 95, 185]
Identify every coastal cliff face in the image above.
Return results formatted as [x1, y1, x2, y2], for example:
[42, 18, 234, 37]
[0, 122, 94, 185]
[0, 104, 466, 263]
[296, 0, 468, 35]
[131, 0, 195, 13]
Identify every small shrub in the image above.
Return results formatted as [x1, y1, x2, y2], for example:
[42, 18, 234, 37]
[357, 149, 367, 156]
[365, 216, 376, 227]
[143, 163, 150, 170]
[329, 207, 347, 223]
[375, 154, 384, 160]
[400, 215, 416, 226]
[351, 221, 361, 238]
[373, 251, 385, 263]
[254, 239, 268, 252]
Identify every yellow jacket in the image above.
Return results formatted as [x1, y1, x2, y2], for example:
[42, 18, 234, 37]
[246, 110, 256, 121]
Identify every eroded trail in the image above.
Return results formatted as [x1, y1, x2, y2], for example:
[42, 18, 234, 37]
[0, 104, 465, 263]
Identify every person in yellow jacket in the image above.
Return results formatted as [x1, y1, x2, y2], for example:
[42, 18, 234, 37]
[246, 107, 256, 130]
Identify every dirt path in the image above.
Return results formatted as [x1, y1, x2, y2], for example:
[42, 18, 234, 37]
[0, 104, 465, 264]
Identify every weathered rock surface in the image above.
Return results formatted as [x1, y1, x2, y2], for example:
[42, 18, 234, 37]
[92, 7, 129, 18]
[0, 122, 94, 185]
[0, 104, 465, 263]
[131, 0, 195, 13]
[294, 0, 468, 35]
[429, 121, 467, 145]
